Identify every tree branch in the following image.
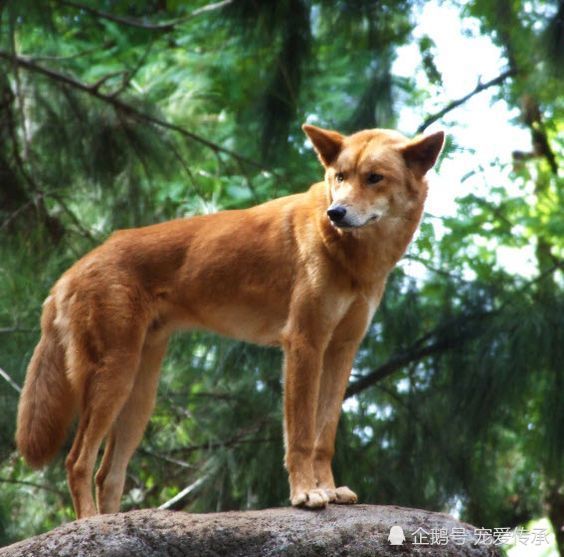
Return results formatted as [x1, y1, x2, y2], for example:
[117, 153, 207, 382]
[1, 195, 41, 231]
[417, 69, 516, 133]
[139, 448, 195, 470]
[403, 253, 463, 280]
[0, 327, 38, 334]
[0, 476, 66, 498]
[31, 41, 115, 62]
[59, 0, 233, 33]
[0, 51, 269, 172]
[158, 474, 209, 511]
[48, 192, 98, 243]
[346, 261, 563, 398]
[0, 366, 22, 394]
[168, 420, 276, 456]
[345, 332, 468, 399]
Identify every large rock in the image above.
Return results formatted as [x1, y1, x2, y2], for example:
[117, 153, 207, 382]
[0, 505, 500, 556]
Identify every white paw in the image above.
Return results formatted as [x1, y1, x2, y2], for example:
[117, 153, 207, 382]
[320, 487, 337, 502]
[333, 485, 358, 504]
[291, 488, 330, 509]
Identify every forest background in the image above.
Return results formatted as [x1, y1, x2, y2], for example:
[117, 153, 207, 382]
[0, 1, 562, 555]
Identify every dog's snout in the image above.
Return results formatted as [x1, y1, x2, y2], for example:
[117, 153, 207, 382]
[327, 206, 347, 223]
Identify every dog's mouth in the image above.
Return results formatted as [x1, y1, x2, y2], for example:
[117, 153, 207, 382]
[330, 214, 382, 229]
[330, 220, 353, 229]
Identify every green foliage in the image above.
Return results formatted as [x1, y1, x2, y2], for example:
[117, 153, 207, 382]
[0, 0, 562, 554]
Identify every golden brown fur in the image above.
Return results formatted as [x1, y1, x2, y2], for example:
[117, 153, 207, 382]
[16, 124, 444, 517]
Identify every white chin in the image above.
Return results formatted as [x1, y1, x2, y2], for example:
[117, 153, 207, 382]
[333, 218, 378, 230]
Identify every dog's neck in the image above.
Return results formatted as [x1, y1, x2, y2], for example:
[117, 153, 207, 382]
[314, 185, 424, 292]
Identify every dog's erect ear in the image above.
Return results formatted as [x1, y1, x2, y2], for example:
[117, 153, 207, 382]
[401, 131, 445, 177]
[302, 124, 344, 167]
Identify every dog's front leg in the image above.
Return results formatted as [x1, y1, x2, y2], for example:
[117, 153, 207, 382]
[313, 298, 374, 505]
[313, 337, 360, 504]
[282, 330, 329, 508]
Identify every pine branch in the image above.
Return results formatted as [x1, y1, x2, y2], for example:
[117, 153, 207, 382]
[0, 366, 21, 394]
[48, 193, 98, 243]
[346, 262, 563, 398]
[1, 195, 41, 231]
[0, 476, 66, 498]
[89, 70, 129, 93]
[345, 331, 470, 399]
[158, 473, 209, 511]
[139, 448, 195, 470]
[416, 69, 516, 133]
[0, 327, 38, 334]
[0, 51, 269, 172]
[168, 419, 276, 456]
[110, 41, 154, 99]
[403, 253, 463, 280]
[59, 0, 233, 33]
[32, 41, 115, 62]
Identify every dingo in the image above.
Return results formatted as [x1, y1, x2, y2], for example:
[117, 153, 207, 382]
[16, 124, 444, 518]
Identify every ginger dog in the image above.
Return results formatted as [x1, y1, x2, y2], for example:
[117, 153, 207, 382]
[16, 124, 444, 518]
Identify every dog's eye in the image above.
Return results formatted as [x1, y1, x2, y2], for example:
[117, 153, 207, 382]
[367, 173, 384, 185]
[335, 172, 345, 183]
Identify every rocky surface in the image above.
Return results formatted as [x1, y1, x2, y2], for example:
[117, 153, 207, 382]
[0, 504, 501, 556]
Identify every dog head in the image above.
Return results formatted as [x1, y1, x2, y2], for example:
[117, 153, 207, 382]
[303, 124, 444, 229]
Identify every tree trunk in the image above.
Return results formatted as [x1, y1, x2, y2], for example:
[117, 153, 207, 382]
[548, 490, 564, 557]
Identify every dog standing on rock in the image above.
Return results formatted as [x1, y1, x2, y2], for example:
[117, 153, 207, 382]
[16, 123, 444, 518]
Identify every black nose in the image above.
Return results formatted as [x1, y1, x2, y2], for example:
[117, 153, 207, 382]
[327, 206, 347, 223]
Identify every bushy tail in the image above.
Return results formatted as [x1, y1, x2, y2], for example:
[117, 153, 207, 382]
[16, 296, 75, 468]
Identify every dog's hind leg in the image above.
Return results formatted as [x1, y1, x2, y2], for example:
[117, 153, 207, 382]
[95, 337, 169, 514]
[65, 346, 144, 518]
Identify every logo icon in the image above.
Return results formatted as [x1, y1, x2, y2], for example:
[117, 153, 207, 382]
[388, 525, 406, 545]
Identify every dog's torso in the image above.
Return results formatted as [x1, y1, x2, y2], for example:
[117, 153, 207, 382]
[52, 181, 417, 355]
